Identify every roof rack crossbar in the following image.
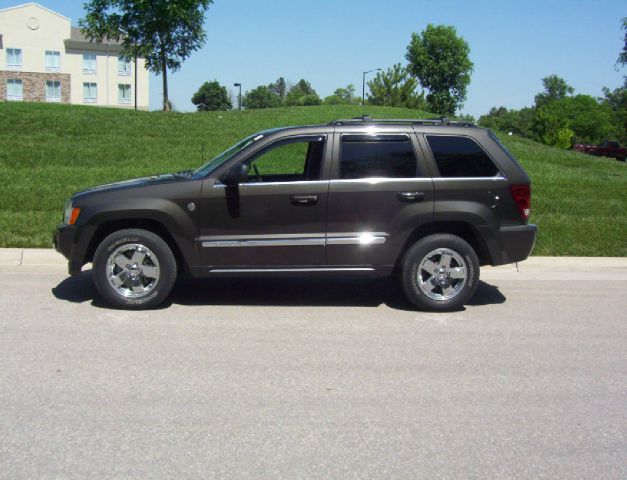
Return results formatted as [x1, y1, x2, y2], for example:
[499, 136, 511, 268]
[327, 116, 475, 127]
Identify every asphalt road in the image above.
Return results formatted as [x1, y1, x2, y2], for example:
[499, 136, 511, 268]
[1, 262, 626, 478]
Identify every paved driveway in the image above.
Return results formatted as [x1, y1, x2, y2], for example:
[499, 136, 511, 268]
[1, 255, 626, 478]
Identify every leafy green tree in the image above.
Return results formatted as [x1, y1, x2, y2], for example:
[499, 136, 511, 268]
[531, 95, 618, 146]
[600, 85, 627, 142]
[551, 95, 619, 144]
[367, 64, 426, 109]
[324, 84, 359, 105]
[268, 77, 287, 105]
[242, 86, 280, 109]
[534, 75, 575, 107]
[478, 106, 534, 137]
[405, 24, 473, 116]
[481, 75, 622, 147]
[80, 0, 213, 111]
[530, 108, 574, 149]
[191, 81, 231, 111]
[286, 79, 321, 106]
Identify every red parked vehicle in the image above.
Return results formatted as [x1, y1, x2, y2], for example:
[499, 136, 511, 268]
[573, 140, 627, 161]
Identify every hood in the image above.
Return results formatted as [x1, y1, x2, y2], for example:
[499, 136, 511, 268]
[72, 172, 187, 199]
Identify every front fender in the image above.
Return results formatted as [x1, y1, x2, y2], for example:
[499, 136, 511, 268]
[76, 198, 200, 269]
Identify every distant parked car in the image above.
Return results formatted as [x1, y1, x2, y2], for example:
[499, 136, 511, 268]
[573, 140, 626, 161]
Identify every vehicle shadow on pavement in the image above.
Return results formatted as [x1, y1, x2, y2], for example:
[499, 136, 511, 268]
[52, 270, 506, 311]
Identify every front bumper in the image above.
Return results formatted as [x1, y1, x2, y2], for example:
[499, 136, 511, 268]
[498, 224, 537, 264]
[53, 224, 89, 275]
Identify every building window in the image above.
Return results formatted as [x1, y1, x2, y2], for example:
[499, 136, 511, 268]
[83, 82, 97, 103]
[118, 84, 131, 104]
[6, 79, 23, 101]
[6, 48, 23, 70]
[45, 80, 62, 102]
[45, 51, 61, 72]
[83, 53, 97, 74]
[118, 56, 131, 76]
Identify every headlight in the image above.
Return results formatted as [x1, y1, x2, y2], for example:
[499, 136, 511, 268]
[62, 199, 81, 225]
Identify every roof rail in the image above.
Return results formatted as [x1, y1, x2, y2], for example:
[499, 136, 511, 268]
[328, 116, 475, 127]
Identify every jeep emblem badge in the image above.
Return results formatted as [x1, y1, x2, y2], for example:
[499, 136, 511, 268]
[187, 202, 196, 212]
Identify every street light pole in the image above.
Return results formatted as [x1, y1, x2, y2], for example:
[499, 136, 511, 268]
[362, 68, 382, 106]
[234, 82, 242, 110]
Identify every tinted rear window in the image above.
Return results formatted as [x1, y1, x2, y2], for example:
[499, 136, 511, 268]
[340, 135, 418, 179]
[426, 135, 500, 177]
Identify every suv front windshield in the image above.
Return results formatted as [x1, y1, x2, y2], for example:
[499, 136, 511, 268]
[193, 132, 267, 177]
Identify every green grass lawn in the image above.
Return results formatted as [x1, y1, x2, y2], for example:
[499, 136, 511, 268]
[0, 102, 625, 256]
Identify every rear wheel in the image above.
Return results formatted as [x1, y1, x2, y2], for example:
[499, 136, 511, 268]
[401, 234, 480, 311]
[93, 228, 177, 309]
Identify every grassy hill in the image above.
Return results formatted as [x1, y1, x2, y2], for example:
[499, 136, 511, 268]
[0, 102, 625, 256]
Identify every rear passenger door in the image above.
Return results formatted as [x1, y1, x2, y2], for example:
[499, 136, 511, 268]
[419, 133, 509, 252]
[326, 129, 434, 268]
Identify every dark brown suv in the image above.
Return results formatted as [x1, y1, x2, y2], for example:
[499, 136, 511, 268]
[54, 116, 537, 311]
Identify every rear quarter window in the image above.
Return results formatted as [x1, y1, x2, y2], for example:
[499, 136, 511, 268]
[426, 135, 501, 178]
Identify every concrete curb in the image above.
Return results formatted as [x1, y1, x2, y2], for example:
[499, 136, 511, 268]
[1, 248, 626, 272]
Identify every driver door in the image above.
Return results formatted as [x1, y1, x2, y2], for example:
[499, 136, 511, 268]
[197, 135, 330, 268]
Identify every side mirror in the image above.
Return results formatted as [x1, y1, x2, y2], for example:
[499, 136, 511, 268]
[222, 163, 248, 185]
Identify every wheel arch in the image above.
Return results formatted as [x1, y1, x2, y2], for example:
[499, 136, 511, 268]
[85, 218, 190, 274]
[396, 221, 493, 268]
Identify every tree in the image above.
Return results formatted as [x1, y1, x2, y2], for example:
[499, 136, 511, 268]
[478, 106, 534, 137]
[191, 80, 231, 111]
[530, 107, 574, 149]
[242, 86, 280, 109]
[617, 18, 627, 68]
[367, 64, 426, 109]
[534, 75, 574, 107]
[405, 24, 473, 116]
[80, 0, 213, 111]
[268, 77, 287, 105]
[600, 85, 627, 142]
[286, 79, 321, 106]
[551, 95, 619, 144]
[324, 84, 359, 105]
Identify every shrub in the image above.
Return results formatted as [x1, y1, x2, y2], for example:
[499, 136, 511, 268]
[191, 81, 231, 111]
[242, 86, 280, 109]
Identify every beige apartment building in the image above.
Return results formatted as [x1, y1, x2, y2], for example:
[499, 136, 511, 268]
[0, 2, 149, 109]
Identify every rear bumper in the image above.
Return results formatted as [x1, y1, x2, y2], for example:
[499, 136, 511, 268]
[53, 224, 90, 275]
[495, 224, 537, 265]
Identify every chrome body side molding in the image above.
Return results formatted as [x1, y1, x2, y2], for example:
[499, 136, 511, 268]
[201, 232, 389, 248]
[208, 267, 376, 273]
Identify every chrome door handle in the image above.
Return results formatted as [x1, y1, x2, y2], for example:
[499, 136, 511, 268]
[397, 191, 425, 202]
[290, 194, 318, 206]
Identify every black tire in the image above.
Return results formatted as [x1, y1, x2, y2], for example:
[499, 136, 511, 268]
[401, 234, 480, 312]
[92, 228, 177, 309]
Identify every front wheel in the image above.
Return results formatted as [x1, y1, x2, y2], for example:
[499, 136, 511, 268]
[93, 228, 177, 309]
[401, 234, 480, 311]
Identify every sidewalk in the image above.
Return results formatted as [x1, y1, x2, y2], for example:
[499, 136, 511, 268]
[1, 248, 626, 277]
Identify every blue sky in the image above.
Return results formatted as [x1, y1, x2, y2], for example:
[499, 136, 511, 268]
[3, 0, 626, 116]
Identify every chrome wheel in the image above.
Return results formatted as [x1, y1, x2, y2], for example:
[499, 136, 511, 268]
[417, 248, 467, 301]
[106, 243, 160, 298]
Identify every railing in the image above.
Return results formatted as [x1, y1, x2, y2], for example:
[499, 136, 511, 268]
[328, 115, 476, 127]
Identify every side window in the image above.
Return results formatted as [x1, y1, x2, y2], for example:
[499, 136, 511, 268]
[340, 135, 418, 179]
[245, 136, 325, 183]
[426, 135, 500, 178]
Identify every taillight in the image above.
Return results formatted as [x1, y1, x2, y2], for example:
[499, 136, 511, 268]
[509, 184, 531, 220]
